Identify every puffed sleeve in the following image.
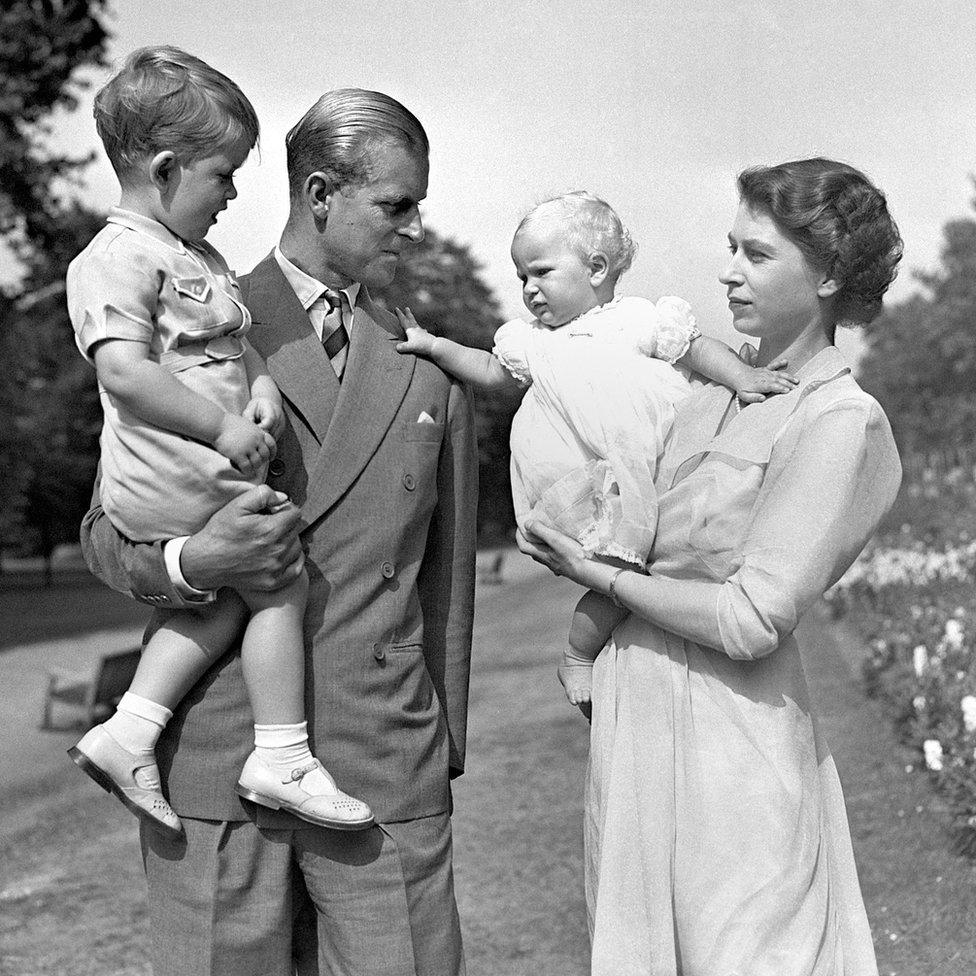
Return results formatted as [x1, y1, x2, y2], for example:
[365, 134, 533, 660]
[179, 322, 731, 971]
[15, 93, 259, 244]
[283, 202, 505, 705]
[491, 318, 535, 386]
[715, 398, 901, 660]
[651, 296, 700, 363]
[66, 236, 161, 363]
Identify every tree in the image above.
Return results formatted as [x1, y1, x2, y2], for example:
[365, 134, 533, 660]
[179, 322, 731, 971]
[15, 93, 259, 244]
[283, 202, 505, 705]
[2, 204, 105, 574]
[0, 0, 109, 259]
[859, 204, 976, 457]
[373, 230, 523, 537]
[0, 0, 110, 567]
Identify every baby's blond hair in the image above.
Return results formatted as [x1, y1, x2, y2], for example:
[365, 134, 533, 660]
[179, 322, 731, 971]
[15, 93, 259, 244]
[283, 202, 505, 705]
[516, 192, 637, 282]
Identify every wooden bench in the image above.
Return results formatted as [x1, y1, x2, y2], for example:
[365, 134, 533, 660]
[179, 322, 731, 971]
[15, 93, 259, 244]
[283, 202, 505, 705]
[40, 646, 142, 730]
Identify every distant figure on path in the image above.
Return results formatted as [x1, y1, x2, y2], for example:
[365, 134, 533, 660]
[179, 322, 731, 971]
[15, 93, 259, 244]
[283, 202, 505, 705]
[518, 158, 903, 976]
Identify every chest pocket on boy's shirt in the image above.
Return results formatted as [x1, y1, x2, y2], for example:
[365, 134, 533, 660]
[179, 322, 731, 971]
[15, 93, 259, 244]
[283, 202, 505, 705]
[167, 273, 244, 341]
[172, 275, 212, 303]
[685, 447, 772, 582]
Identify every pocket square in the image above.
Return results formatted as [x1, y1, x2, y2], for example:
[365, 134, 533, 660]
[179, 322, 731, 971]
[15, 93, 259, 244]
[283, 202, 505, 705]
[417, 410, 437, 424]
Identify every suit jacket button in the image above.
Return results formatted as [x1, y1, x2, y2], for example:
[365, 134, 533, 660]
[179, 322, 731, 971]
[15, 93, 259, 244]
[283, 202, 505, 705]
[403, 473, 416, 491]
[373, 644, 386, 661]
[381, 561, 395, 579]
[269, 459, 285, 477]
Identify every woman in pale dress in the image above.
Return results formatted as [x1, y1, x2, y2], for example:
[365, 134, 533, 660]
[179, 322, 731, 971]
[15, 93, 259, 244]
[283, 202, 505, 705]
[518, 157, 903, 976]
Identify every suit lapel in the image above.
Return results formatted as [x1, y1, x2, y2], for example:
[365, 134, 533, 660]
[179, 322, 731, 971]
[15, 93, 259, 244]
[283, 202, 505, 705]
[303, 289, 414, 525]
[242, 254, 338, 442]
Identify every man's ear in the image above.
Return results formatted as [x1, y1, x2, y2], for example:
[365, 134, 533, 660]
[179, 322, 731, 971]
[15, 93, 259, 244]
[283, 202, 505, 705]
[305, 171, 334, 221]
[149, 151, 178, 190]
[588, 252, 610, 287]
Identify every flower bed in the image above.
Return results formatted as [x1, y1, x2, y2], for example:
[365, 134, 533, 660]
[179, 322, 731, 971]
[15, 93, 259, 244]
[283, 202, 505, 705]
[826, 466, 976, 855]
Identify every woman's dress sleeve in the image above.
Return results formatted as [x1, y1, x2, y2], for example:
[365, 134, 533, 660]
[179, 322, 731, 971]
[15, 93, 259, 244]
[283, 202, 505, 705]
[714, 398, 901, 660]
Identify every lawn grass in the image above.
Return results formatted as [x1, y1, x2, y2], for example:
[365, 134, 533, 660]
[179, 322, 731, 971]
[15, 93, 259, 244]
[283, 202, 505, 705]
[805, 607, 976, 976]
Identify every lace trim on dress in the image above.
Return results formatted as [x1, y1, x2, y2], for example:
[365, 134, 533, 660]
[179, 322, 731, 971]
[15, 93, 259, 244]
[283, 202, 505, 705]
[568, 295, 698, 363]
[652, 296, 699, 363]
[492, 318, 535, 386]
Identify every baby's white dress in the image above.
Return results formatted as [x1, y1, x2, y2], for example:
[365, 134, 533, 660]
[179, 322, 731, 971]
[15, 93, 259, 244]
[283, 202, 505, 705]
[494, 296, 698, 567]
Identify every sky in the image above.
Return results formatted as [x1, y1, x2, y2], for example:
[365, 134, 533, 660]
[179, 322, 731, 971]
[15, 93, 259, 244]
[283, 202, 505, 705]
[36, 0, 976, 358]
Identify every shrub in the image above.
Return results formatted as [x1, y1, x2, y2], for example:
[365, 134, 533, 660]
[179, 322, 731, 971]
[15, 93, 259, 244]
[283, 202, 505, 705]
[827, 465, 976, 855]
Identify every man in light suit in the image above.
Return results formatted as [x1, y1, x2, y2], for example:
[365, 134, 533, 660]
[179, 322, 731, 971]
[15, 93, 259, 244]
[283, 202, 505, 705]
[81, 89, 478, 976]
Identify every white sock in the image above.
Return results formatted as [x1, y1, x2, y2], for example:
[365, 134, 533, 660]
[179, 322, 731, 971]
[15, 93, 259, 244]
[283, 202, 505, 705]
[253, 722, 337, 794]
[254, 721, 310, 764]
[103, 692, 173, 754]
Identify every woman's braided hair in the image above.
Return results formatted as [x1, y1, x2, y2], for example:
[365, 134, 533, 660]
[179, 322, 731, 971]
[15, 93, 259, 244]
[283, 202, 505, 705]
[737, 158, 903, 326]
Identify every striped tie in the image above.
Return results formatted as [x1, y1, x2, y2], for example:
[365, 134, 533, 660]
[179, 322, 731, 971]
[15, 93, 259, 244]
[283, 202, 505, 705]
[315, 289, 349, 377]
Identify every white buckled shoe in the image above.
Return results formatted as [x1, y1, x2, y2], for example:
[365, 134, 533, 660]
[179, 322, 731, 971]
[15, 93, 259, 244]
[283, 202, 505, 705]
[236, 753, 374, 831]
[68, 725, 184, 841]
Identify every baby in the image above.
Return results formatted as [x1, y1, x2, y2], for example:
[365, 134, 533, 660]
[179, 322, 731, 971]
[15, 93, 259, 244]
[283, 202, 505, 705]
[66, 46, 372, 838]
[396, 192, 796, 708]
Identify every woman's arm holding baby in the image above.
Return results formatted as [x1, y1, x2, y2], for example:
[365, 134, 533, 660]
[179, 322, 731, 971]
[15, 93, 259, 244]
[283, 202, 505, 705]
[519, 399, 901, 662]
[395, 307, 515, 391]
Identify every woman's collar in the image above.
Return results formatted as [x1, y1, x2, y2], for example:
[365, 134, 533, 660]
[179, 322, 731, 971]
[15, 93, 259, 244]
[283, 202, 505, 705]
[792, 344, 850, 386]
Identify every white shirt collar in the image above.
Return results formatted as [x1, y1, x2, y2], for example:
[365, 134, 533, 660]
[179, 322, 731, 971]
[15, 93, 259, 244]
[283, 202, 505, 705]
[107, 207, 188, 254]
[273, 245, 360, 315]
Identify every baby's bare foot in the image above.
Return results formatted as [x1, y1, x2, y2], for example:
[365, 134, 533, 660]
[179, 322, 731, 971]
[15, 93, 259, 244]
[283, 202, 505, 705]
[558, 662, 593, 721]
[558, 661, 593, 706]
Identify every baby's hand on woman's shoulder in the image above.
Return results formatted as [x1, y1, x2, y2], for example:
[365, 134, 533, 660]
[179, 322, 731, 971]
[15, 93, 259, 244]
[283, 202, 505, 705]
[395, 307, 437, 357]
[736, 358, 798, 404]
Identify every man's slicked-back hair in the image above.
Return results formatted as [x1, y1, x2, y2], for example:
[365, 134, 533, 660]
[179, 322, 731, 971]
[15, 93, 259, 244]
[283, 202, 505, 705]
[94, 45, 259, 181]
[284, 89, 429, 200]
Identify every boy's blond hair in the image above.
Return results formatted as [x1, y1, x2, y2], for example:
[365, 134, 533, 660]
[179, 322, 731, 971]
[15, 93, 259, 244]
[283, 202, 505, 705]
[94, 45, 259, 182]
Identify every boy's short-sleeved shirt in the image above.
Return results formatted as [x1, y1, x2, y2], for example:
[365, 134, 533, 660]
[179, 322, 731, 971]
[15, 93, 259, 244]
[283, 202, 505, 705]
[67, 208, 263, 542]
[69, 207, 251, 369]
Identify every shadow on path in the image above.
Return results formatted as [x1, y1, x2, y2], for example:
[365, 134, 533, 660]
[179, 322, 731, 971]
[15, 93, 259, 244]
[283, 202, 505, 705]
[1, 572, 149, 652]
